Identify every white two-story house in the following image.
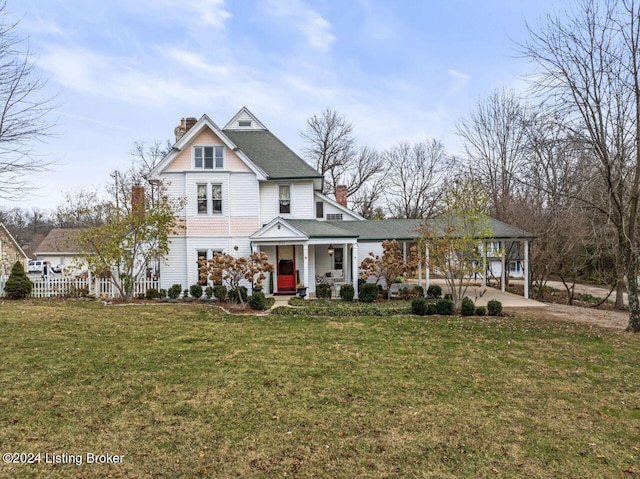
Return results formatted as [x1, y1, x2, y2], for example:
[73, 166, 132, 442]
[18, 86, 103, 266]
[149, 107, 534, 299]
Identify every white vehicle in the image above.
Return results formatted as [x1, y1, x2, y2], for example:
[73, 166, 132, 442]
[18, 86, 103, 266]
[28, 260, 51, 274]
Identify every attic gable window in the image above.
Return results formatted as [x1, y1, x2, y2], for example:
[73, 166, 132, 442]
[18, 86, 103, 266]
[238, 120, 252, 127]
[194, 146, 224, 169]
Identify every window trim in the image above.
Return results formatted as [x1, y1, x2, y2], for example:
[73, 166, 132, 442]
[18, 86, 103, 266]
[195, 182, 224, 216]
[193, 145, 225, 170]
[279, 184, 291, 215]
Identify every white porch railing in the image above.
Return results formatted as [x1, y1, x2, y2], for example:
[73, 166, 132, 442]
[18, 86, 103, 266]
[0, 274, 159, 299]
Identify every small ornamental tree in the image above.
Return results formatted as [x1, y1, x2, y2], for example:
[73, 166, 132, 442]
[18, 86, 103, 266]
[359, 239, 418, 292]
[420, 178, 492, 310]
[198, 247, 273, 307]
[4, 261, 33, 299]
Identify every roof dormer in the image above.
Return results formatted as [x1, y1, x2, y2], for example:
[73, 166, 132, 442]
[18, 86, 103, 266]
[223, 106, 267, 131]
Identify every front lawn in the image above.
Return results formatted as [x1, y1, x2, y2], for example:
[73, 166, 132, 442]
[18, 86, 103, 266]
[0, 300, 639, 478]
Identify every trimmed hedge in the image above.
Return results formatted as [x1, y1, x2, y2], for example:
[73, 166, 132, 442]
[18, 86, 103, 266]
[426, 285, 442, 298]
[228, 286, 248, 304]
[359, 283, 379, 303]
[248, 291, 267, 310]
[461, 297, 475, 316]
[213, 285, 227, 302]
[340, 284, 355, 302]
[189, 284, 203, 299]
[4, 261, 33, 299]
[411, 298, 429, 315]
[436, 298, 454, 315]
[316, 283, 332, 299]
[487, 299, 503, 316]
[168, 284, 182, 299]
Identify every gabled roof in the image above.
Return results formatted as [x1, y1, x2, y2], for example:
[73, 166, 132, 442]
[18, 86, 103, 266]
[1, 222, 28, 259]
[287, 219, 359, 238]
[223, 129, 323, 185]
[250, 217, 309, 241]
[314, 191, 365, 220]
[223, 106, 268, 131]
[148, 114, 268, 180]
[35, 228, 91, 254]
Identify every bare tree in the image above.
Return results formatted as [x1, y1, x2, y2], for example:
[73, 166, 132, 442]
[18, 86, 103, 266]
[301, 109, 384, 209]
[0, 1, 55, 199]
[385, 139, 451, 219]
[457, 89, 529, 222]
[523, 0, 640, 331]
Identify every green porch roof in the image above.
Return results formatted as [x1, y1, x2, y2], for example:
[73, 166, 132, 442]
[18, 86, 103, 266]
[286, 219, 358, 238]
[223, 130, 323, 180]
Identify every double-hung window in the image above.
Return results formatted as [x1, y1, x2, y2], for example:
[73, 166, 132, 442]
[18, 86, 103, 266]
[196, 183, 223, 215]
[279, 185, 291, 214]
[194, 146, 224, 169]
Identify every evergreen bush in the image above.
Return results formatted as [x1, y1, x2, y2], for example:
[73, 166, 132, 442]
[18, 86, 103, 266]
[436, 298, 454, 315]
[411, 298, 428, 315]
[426, 285, 442, 298]
[248, 291, 267, 310]
[316, 283, 332, 299]
[167, 284, 182, 299]
[359, 283, 379, 303]
[487, 299, 503, 316]
[426, 303, 438, 315]
[189, 284, 203, 299]
[339, 284, 354, 302]
[4, 261, 33, 299]
[461, 297, 475, 316]
[213, 285, 227, 302]
[145, 288, 159, 300]
[475, 306, 486, 316]
[205, 286, 214, 299]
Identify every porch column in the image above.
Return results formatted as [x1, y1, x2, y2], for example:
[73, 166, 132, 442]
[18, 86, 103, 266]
[482, 241, 487, 287]
[418, 249, 422, 291]
[345, 243, 350, 283]
[425, 244, 430, 291]
[403, 241, 407, 262]
[252, 244, 259, 253]
[352, 243, 359, 299]
[524, 239, 530, 299]
[500, 240, 506, 292]
[303, 243, 309, 299]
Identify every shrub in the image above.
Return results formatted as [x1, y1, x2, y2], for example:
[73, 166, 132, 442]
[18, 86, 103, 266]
[426, 285, 442, 299]
[475, 306, 486, 316]
[426, 303, 438, 315]
[168, 284, 182, 299]
[4, 261, 33, 299]
[136, 293, 145, 300]
[487, 299, 503, 316]
[190, 284, 203, 299]
[359, 283, 379, 303]
[159, 289, 167, 298]
[436, 298, 454, 315]
[249, 291, 267, 310]
[183, 289, 189, 298]
[461, 297, 475, 316]
[399, 286, 422, 300]
[411, 298, 429, 315]
[358, 278, 367, 289]
[204, 286, 214, 299]
[316, 283, 332, 299]
[340, 284, 354, 302]
[228, 286, 248, 304]
[145, 288, 160, 300]
[213, 285, 227, 302]
[444, 293, 453, 301]
[413, 285, 424, 297]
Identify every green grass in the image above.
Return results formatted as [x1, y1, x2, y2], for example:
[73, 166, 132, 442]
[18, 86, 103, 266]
[1, 300, 639, 478]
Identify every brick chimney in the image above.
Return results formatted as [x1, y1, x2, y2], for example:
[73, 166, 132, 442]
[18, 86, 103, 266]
[132, 184, 145, 223]
[185, 117, 197, 131]
[336, 185, 348, 208]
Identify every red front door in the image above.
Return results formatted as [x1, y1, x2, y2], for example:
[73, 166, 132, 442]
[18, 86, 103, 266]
[277, 245, 296, 293]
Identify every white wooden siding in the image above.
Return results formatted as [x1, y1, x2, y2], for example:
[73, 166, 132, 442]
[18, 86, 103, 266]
[291, 182, 314, 218]
[161, 237, 187, 290]
[259, 183, 278, 223]
[162, 174, 187, 216]
[230, 173, 259, 217]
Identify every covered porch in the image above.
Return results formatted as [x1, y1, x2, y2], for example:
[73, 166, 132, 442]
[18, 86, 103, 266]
[249, 218, 360, 298]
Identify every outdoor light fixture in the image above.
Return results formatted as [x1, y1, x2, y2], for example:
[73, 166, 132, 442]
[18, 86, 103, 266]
[327, 244, 334, 256]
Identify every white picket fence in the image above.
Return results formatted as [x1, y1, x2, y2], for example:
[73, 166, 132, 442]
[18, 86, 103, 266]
[0, 274, 159, 299]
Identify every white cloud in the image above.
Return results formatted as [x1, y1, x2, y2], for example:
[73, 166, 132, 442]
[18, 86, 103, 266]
[163, 47, 231, 77]
[264, 0, 336, 52]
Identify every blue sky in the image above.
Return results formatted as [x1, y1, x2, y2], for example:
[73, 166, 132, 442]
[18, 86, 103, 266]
[6, 0, 567, 209]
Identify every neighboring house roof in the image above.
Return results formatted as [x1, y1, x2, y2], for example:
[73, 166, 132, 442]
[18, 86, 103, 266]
[1, 222, 28, 259]
[223, 129, 323, 184]
[35, 228, 90, 255]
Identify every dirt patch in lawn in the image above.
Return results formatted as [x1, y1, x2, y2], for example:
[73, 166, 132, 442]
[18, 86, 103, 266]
[507, 303, 630, 331]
